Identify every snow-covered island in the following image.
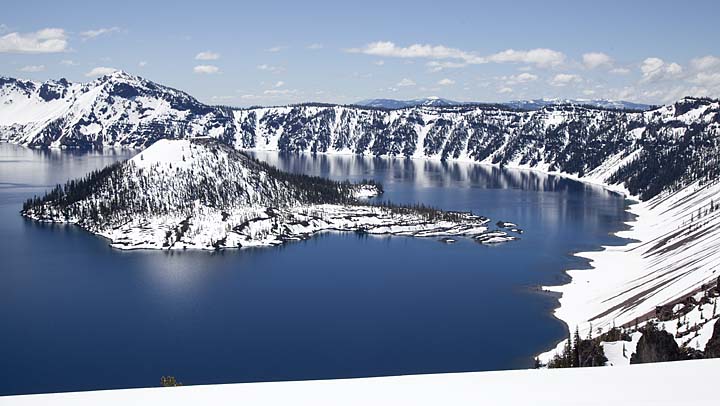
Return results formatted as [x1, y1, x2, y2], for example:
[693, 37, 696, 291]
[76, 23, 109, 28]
[21, 139, 518, 250]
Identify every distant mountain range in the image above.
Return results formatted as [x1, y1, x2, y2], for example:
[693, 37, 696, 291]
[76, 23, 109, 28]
[355, 97, 654, 111]
[502, 98, 654, 111]
[355, 97, 460, 109]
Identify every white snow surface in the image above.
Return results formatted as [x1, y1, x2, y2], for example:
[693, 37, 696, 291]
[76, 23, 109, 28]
[601, 332, 642, 366]
[2, 359, 718, 405]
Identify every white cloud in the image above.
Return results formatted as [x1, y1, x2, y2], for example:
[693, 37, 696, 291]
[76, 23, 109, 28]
[263, 89, 298, 95]
[609, 67, 630, 75]
[582, 89, 596, 96]
[60, 59, 76, 66]
[257, 64, 285, 73]
[348, 41, 486, 64]
[351, 72, 373, 79]
[497, 87, 513, 94]
[307, 43, 323, 50]
[487, 48, 566, 68]
[266, 46, 284, 52]
[80, 27, 119, 40]
[582, 52, 613, 69]
[691, 55, 720, 71]
[684, 55, 720, 92]
[690, 72, 720, 88]
[0, 24, 8, 34]
[396, 78, 416, 87]
[350, 42, 566, 68]
[195, 51, 220, 60]
[374, 60, 385, 66]
[0, 28, 67, 53]
[501, 72, 538, 85]
[274, 81, 285, 88]
[138, 61, 147, 67]
[211, 95, 235, 102]
[19, 64, 45, 72]
[640, 57, 683, 82]
[550, 73, 582, 86]
[437, 78, 455, 86]
[427, 61, 467, 72]
[193, 65, 220, 74]
[85, 66, 118, 77]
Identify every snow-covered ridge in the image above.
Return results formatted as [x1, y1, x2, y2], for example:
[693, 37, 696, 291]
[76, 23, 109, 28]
[0, 72, 234, 148]
[21, 139, 519, 250]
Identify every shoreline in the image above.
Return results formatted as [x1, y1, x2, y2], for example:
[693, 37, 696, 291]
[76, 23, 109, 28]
[13, 140, 694, 363]
[537, 175, 720, 362]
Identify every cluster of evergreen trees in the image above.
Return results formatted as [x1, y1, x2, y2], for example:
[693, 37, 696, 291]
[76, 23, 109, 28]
[22, 140, 394, 229]
[546, 326, 616, 368]
[370, 201, 476, 223]
[22, 161, 125, 220]
[21, 137, 485, 233]
[608, 123, 720, 200]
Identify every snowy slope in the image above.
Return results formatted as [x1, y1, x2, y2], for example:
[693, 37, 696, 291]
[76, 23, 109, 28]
[2, 359, 718, 405]
[0, 72, 234, 148]
[540, 175, 720, 362]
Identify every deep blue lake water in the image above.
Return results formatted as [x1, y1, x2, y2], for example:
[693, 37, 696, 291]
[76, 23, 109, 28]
[0, 143, 631, 396]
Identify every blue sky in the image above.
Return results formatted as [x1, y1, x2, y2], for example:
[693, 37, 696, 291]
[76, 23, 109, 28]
[2, 0, 719, 106]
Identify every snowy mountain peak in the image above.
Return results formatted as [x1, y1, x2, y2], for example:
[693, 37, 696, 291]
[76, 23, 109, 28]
[0, 73, 234, 148]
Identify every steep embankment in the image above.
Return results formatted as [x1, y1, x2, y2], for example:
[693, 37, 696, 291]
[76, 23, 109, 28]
[540, 176, 720, 365]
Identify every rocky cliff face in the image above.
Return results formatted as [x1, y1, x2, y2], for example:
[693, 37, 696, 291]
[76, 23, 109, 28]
[705, 320, 720, 358]
[231, 98, 720, 200]
[630, 324, 683, 364]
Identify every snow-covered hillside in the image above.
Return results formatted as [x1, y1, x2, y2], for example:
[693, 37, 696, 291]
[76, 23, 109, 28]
[233, 97, 720, 199]
[21, 139, 518, 250]
[0, 72, 234, 148]
[540, 175, 720, 364]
